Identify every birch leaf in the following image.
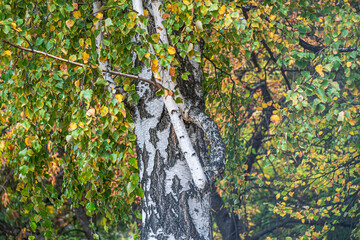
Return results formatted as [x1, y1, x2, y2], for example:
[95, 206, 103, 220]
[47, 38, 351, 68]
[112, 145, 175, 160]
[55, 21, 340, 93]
[100, 106, 109, 116]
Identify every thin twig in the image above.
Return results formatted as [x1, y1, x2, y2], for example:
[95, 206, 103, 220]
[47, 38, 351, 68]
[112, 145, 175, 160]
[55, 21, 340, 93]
[2, 40, 164, 90]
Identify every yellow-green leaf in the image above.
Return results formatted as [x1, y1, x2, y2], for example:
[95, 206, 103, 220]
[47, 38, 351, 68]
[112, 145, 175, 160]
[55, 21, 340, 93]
[66, 19, 75, 29]
[100, 106, 109, 116]
[73, 11, 81, 19]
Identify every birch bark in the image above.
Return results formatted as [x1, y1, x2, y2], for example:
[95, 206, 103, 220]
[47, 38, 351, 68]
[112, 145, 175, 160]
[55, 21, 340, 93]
[129, 0, 217, 238]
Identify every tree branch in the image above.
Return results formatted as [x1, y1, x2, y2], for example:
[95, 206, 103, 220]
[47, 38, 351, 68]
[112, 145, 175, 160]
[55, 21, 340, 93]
[299, 38, 358, 53]
[2, 40, 164, 90]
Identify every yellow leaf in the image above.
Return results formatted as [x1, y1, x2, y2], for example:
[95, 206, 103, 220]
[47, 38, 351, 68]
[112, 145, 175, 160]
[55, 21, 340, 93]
[115, 94, 123, 103]
[73, 11, 81, 19]
[219, 5, 226, 15]
[100, 56, 107, 63]
[283, 196, 288, 201]
[65, 19, 75, 29]
[10, 22, 16, 29]
[276, 193, 280, 199]
[4, 50, 11, 56]
[289, 192, 294, 197]
[315, 64, 324, 77]
[164, 89, 169, 99]
[346, 62, 352, 67]
[270, 115, 281, 124]
[79, 38, 84, 47]
[128, 12, 137, 22]
[82, 52, 90, 63]
[151, 59, 159, 73]
[152, 59, 159, 67]
[349, 119, 356, 126]
[317, 199, 322, 205]
[100, 106, 109, 116]
[95, 12, 103, 19]
[183, 0, 191, 6]
[25, 138, 32, 147]
[143, 9, 149, 17]
[154, 72, 161, 80]
[168, 46, 176, 55]
[269, 15, 276, 21]
[69, 123, 77, 131]
[50, 25, 55, 32]
[145, 53, 150, 58]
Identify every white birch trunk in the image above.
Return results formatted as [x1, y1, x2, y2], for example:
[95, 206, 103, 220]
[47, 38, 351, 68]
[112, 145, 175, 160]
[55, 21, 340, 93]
[130, 0, 213, 239]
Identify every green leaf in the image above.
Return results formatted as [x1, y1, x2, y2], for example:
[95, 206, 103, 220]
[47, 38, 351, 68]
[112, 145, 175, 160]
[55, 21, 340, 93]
[181, 73, 188, 80]
[128, 157, 138, 169]
[126, 182, 136, 194]
[95, 77, 108, 85]
[30, 222, 37, 232]
[175, 97, 183, 103]
[19, 165, 29, 175]
[105, 18, 113, 27]
[86, 202, 96, 213]
[35, 38, 43, 46]
[81, 89, 93, 102]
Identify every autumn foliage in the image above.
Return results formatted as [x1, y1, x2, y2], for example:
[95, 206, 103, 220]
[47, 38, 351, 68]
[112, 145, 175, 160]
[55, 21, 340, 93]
[1, 0, 360, 239]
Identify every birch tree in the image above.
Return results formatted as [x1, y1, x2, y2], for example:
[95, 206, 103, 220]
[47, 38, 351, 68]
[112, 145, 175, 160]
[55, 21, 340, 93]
[0, 0, 225, 239]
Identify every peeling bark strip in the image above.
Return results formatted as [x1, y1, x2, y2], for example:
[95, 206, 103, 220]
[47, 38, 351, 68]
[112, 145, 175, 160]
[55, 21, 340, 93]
[187, 108, 226, 179]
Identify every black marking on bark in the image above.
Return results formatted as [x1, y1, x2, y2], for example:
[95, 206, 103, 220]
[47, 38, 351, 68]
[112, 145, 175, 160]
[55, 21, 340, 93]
[165, 130, 181, 168]
[180, 191, 206, 240]
[149, 128, 159, 148]
[137, 97, 154, 120]
[171, 175, 183, 195]
[156, 106, 169, 132]
[140, 144, 150, 185]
